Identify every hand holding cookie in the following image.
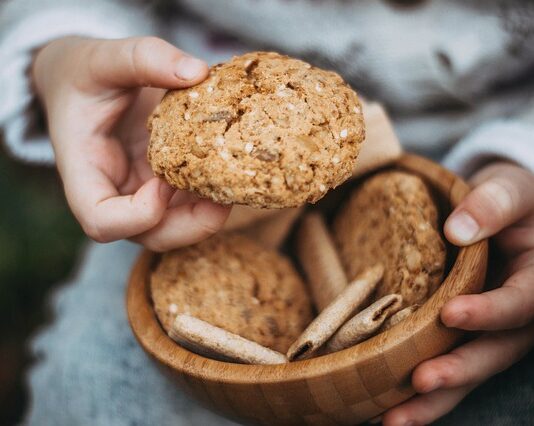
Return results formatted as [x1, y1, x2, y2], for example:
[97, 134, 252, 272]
[32, 36, 230, 251]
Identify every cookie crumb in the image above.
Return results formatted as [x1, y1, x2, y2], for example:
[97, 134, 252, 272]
[215, 135, 225, 146]
[189, 91, 199, 99]
[340, 129, 348, 139]
[332, 155, 340, 165]
[184, 111, 191, 120]
[271, 176, 282, 185]
[244, 142, 254, 154]
[219, 149, 230, 160]
[406, 248, 422, 272]
[244, 169, 257, 177]
[256, 149, 279, 162]
[207, 86, 214, 93]
[195, 136, 204, 145]
[168, 303, 178, 314]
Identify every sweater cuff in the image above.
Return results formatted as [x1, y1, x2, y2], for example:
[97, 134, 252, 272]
[442, 120, 534, 177]
[0, 3, 154, 164]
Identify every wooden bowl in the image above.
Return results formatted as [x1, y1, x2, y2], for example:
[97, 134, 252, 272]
[126, 154, 488, 426]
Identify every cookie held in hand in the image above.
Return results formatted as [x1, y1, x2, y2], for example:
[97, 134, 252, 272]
[148, 51, 365, 208]
[150, 233, 313, 353]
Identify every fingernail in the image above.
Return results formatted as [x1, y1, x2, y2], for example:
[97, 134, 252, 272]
[448, 211, 479, 244]
[175, 56, 206, 80]
[422, 377, 443, 393]
[159, 181, 175, 202]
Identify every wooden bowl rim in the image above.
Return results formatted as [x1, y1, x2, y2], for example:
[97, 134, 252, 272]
[126, 153, 488, 385]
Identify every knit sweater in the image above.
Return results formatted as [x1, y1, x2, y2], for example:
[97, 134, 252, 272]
[1, 1, 534, 425]
[1, 0, 534, 171]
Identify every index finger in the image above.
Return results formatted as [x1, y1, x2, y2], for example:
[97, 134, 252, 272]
[62, 159, 175, 243]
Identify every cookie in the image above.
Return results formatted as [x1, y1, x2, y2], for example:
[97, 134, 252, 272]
[296, 212, 349, 312]
[169, 314, 288, 365]
[326, 294, 403, 352]
[286, 264, 383, 361]
[150, 233, 313, 353]
[148, 51, 365, 208]
[333, 171, 446, 306]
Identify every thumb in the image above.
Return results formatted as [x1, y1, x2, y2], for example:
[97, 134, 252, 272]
[86, 36, 208, 89]
[444, 163, 534, 246]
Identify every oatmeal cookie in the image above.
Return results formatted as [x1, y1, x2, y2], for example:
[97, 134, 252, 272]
[150, 233, 313, 353]
[148, 51, 365, 208]
[333, 171, 446, 306]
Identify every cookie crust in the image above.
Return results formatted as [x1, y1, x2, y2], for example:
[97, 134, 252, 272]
[148, 51, 365, 208]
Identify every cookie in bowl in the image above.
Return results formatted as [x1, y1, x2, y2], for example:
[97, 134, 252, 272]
[148, 51, 365, 208]
[127, 154, 488, 426]
[150, 233, 313, 354]
[333, 170, 447, 306]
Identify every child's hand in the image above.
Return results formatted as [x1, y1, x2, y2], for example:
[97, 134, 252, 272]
[32, 36, 230, 251]
[382, 162, 534, 425]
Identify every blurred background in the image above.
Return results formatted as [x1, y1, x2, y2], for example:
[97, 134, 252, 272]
[0, 144, 84, 425]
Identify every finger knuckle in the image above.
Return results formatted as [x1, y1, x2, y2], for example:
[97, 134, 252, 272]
[504, 285, 532, 327]
[452, 294, 491, 329]
[187, 203, 225, 240]
[443, 352, 471, 384]
[195, 218, 220, 240]
[134, 36, 167, 55]
[511, 249, 534, 271]
[137, 203, 163, 229]
[145, 240, 167, 253]
[129, 37, 168, 85]
[80, 219, 109, 244]
[474, 179, 517, 226]
[85, 41, 106, 84]
[475, 293, 494, 315]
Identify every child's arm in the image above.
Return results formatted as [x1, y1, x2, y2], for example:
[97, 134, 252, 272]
[382, 157, 534, 424]
[0, 0, 154, 163]
[30, 36, 230, 250]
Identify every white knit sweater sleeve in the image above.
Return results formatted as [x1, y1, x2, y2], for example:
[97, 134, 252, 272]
[0, 0, 156, 164]
[443, 118, 534, 177]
